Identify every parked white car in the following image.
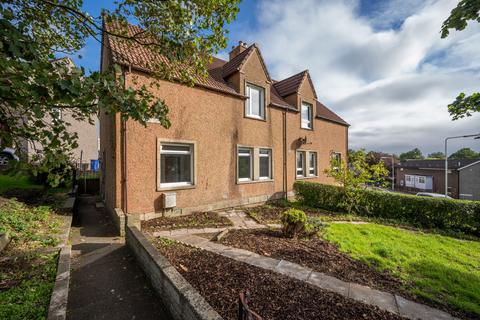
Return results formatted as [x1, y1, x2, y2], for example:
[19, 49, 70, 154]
[416, 192, 452, 199]
[0, 148, 19, 166]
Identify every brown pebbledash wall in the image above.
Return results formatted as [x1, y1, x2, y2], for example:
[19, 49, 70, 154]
[100, 43, 348, 216]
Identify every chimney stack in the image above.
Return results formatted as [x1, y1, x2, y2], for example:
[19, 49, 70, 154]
[229, 41, 247, 60]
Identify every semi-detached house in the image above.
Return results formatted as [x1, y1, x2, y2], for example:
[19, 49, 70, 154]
[99, 24, 349, 225]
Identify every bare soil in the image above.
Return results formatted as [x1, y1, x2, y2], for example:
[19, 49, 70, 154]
[154, 240, 404, 320]
[142, 211, 232, 231]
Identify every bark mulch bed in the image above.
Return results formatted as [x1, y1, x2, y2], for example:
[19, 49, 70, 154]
[154, 240, 404, 320]
[244, 204, 361, 224]
[220, 228, 403, 293]
[142, 211, 232, 231]
[219, 229, 470, 320]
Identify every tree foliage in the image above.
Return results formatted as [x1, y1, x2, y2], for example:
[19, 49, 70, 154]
[0, 0, 240, 185]
[325, 149, 388, 214]
[399, 148, 424, 162]
[427, 151, 446, 159]
[448, 147, 479, 159]
[441, 0, 480, 120]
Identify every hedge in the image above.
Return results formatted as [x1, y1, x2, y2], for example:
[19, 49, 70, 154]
[294, 181, 480, 235]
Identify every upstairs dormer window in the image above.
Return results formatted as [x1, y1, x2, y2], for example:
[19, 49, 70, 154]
[246, 83, 265, 120]
[301, 102, 313, 129]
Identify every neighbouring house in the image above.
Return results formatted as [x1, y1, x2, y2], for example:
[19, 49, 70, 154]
[99, 23, 349, 223]
[395, 159, 480, 200]
[20, 57, 99, 170]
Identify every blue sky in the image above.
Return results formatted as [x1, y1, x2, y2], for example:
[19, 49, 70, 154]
[73, 0, 480, 156]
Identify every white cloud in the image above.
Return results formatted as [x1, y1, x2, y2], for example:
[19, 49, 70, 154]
[233, 0, 480, 154]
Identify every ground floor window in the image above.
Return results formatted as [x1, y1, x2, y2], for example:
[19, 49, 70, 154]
[331, 152, 342, 170]
[297, 150, 318, 178]
[238, 147, 253, 181]
[309, 152, 317, 176]
[237, 146, 273, 182]
[296, 151, 305, 177]
[159, 143, 193, 188]
[259, 148, 272, 179]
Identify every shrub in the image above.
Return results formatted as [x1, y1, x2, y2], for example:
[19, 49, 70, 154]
[281, 208, 307, 238]
[294, 181, 480, 236]
[304, 217, 325, 236]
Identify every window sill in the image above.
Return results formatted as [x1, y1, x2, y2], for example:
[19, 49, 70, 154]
[245, 115, 267, 122]
[237, 179, 274, 185]
[158, 184, 196, 192]
[296, 175, 318, 180]
[300, 127, 314, 131]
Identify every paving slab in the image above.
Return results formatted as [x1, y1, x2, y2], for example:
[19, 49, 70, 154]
[219, 247, 254, 262]
[349, 283, 398, 315]
[275, 260, 312, 281]
[203, 227, 226, 234]
[244, 254, 281, 271]
[306, 271, 350, 297]
[395, 295, 454, 320]
[170, 228, 189, 236]
[152, 230, 171, 237]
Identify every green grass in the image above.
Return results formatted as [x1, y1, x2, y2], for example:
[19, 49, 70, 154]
[0, 252, 58, 320]
[0, 197, 61, 320]
[324, 223, 480, 316]
[0, 173, 42, 193]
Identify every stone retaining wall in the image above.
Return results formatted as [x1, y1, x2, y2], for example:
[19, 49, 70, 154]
[125, 223, 223, 320]
[47, 196, 74, 320]
[106, 206, 126, 236]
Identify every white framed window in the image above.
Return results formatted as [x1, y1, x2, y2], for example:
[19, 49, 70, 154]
[259, 148, 272, 180]
[296, 151, 305, 177]
[331, 152, 341, 170]
[301, 102, 312, 129]
[246, 83, 265, 120]
[309, 152, 317, 176]
[238, 147, 253, 181]
[160, 143, 193, 188]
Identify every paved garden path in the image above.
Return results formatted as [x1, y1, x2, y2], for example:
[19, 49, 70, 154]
[166, 233, 457, 320]
[67, 196, 171, 320]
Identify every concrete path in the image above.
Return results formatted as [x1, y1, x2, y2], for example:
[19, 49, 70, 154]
[167, 233, 456, 320]
[67, 196, 171, 320]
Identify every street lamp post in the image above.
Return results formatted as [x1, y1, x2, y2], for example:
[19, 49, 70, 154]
[381, 156, 395, 191]
[444, 133, 480, 197]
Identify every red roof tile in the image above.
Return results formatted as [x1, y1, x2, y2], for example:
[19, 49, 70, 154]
[104, 22, 347, 125]
[316, 101, 349, 126]
[273, 71, 307, 97]
[222, 45, 255, 77]
[105, 22, 242, 97]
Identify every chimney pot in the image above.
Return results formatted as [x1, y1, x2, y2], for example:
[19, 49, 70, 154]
[229, 40, 248, 61]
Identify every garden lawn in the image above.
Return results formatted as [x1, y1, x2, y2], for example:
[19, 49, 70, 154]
[0, 174, 42, 193]
[324, 223, 480, 317]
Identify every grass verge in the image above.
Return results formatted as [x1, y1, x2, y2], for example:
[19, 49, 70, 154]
[324, 223, 480, 317]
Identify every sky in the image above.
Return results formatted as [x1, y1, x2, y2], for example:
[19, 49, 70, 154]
[74, 0, 480, 156]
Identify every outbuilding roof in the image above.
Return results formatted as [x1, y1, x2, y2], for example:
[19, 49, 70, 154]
[398, 159, 480, 170]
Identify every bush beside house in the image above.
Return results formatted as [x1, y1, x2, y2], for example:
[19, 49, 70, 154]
[294, 181, 480, 235]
